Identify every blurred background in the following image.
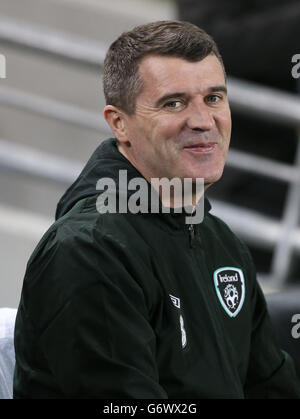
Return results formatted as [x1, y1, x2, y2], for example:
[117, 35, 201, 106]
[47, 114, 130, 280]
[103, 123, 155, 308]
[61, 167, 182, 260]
[0, 0, 300, 308]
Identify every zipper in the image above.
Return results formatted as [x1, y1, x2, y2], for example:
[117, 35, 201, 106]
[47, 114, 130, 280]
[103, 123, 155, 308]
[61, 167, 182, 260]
[188, 224, 195, 248]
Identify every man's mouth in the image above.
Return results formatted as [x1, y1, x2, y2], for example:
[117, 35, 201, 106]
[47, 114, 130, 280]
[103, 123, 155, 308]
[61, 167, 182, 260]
[183, 142, 217, 153]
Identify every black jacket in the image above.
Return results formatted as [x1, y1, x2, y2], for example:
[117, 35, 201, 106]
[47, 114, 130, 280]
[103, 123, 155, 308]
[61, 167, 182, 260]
[13, 138, 300, 398]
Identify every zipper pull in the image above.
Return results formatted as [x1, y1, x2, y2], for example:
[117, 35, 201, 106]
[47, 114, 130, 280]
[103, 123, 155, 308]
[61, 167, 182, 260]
[188, 224, 195, 248]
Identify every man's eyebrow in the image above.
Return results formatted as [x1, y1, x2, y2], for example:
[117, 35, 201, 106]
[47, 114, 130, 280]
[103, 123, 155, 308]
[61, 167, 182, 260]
[155, 86, 227, 107]
[209, 85, 227, 94]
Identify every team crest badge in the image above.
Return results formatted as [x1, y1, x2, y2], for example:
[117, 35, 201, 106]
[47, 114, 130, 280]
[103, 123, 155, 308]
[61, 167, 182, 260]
[213, 267, 245, 318]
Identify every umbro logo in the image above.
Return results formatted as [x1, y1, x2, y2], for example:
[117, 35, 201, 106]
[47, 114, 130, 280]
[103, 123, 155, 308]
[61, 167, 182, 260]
[169, 294, 186, 348]
[169, 294, 181, 309]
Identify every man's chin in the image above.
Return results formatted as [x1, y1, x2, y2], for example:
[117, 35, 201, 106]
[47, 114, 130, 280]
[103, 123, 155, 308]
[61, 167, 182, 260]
[185, 170, 223, 185]
[203, 180, 212, 188]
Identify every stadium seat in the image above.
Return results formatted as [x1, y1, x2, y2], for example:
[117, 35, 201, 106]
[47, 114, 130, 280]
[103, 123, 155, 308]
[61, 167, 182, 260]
[265, 289, 300, 379]
[0, 308, 17, 399]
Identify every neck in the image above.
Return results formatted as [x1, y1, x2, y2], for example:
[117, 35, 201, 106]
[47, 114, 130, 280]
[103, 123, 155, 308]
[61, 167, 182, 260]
[117, 141, 208, 209]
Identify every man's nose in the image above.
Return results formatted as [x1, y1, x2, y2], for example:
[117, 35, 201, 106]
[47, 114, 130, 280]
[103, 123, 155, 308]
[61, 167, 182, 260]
[186, 101, 214, 131]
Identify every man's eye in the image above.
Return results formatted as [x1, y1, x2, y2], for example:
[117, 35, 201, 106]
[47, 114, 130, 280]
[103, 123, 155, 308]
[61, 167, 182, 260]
[164, 100, 182, 109]
[206, 95, 222, 104]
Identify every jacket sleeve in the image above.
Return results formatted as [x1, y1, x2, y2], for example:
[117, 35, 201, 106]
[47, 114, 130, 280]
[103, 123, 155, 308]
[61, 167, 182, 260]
[26, 229, 168, 399]
[244, 255, 300, 398]
[176, 0, 300, 84]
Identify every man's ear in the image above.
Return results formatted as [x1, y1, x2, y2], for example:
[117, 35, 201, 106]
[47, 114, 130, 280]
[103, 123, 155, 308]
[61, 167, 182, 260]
[103, 105, 129, 143]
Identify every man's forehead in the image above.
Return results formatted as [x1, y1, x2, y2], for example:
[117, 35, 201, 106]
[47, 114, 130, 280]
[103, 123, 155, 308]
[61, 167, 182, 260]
[138, 54, 226, 95]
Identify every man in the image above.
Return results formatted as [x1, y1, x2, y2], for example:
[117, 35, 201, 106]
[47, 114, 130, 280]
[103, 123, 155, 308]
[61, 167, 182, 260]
[13, 21, 300, 398]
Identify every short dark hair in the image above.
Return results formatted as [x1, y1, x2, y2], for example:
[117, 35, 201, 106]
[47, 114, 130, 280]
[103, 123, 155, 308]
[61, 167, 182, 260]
[103, 20, 224, 115]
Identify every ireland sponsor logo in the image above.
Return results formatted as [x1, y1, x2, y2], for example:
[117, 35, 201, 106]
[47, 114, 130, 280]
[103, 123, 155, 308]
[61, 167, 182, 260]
[213, 267, 245, 318]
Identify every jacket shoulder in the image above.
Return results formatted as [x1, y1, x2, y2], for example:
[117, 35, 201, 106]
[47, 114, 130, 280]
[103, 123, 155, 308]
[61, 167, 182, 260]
[207, 211, 251, 251]
[21, 199, 156, 331]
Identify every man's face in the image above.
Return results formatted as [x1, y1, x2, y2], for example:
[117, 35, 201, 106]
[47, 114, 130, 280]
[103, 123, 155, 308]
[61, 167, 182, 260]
[120, 54, 231, 185]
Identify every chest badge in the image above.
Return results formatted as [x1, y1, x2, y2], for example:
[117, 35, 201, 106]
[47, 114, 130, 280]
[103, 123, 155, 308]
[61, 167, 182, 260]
[213, 267, 245, 318]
